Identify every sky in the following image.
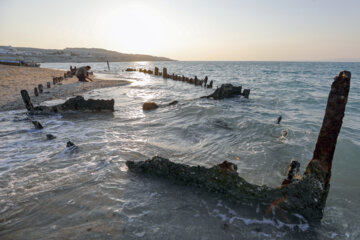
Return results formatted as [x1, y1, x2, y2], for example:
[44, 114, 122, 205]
[0, 0, 360, 61]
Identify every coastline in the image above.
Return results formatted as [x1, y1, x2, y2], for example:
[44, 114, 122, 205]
[0, 64, 130, 112]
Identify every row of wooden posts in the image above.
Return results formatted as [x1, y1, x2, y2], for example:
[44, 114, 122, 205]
[128, 67, 214, 88]
[33, 74, 68, 97]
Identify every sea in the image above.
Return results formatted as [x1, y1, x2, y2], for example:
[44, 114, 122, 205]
[0, 61, 359, 240]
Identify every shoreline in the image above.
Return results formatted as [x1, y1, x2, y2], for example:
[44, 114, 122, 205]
[0, 65, 130, 112]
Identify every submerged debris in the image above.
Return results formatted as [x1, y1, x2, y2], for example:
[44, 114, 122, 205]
[46, 134, 56, 140]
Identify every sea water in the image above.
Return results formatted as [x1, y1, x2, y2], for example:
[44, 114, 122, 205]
[0, 61, 359, 239]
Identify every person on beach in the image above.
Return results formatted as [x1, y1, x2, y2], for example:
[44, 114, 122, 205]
[76, 66, 93, 82]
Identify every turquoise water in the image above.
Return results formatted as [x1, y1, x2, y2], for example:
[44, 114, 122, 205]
[0, 61, 359, 239]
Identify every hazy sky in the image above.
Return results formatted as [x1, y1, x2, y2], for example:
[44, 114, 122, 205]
[1, 0, 359, 61]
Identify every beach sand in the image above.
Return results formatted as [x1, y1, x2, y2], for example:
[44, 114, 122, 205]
[0, 65, 130, 111]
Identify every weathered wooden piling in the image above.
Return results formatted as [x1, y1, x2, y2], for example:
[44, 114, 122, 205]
[53, 77, 56, 85]
[154, 67, 159, 76]
[242, 89, 250, 99]
[34, 87, 39, 96]
[38, 84, 43, 93]
[305, 71, 351, 196]
[32, 121, 43, 129]
[47, 82, 51, 88]
[20, 90, 34, 112]
[204, 76, 208, 87]
[194, 76, 198, 85]
[163, 68, 167, 78]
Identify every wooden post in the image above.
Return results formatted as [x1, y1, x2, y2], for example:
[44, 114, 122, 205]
[38, 84, 43, 93]
[154, 67, 159, 76]
[34, 87, 39, 96]
[163, 68, 167, 78]
[204, 76, 208, 87]
[53, 77, 56, 85]
[107, 60, 110, 71]
[47, 82, 51, 88]
[20, 90, 34, 112]
[32, 121, 43, 129]
[242, 89, 250, 98]
[306, 71, 351, 187]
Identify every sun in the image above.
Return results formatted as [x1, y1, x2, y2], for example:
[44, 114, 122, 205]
[95, 3, 166, 54]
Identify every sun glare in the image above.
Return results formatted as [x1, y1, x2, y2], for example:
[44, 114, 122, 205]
[97, 3, 166, 54]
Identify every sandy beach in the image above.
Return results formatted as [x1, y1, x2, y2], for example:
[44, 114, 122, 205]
[0, 64, 130, 111]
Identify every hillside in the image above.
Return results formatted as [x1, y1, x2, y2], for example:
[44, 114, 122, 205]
[0, 46, 174, 63]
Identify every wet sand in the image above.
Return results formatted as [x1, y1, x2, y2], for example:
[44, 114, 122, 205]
[0, 65, 130, 111]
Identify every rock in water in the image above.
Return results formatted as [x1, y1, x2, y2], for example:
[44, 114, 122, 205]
[142, 102, 159, 111]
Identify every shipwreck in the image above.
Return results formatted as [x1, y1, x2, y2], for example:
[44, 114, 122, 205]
[126, 71, 351, 223]
[20, 90, 115, 114]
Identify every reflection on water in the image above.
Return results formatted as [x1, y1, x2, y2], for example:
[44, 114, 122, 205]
[0, 62, 359, 239]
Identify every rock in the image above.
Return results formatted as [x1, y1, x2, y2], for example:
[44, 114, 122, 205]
[32, 121, 43, 129]
[142, 102, 159, 111]
[125, 68, 136, 72]
[46, 134, 56, 140]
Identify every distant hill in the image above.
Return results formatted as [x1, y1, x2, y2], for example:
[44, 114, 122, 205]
[0, 46, 174, 63]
